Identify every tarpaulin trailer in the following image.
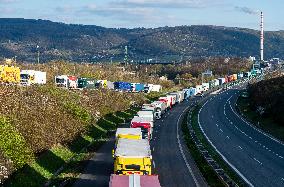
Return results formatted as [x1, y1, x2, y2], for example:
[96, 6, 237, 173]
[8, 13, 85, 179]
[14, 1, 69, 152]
[109, 174, 161, 187]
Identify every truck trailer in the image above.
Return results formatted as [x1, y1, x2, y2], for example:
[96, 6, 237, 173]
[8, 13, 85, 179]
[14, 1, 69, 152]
[77, 78, 96, 89]
[20, 70, 46, 86]
[0, 59, 20, 84]
[109, 174, 161, 187]
[55, 75, 77, 89]
[115, 128, 142, 140]
[114, 139, 152, 175]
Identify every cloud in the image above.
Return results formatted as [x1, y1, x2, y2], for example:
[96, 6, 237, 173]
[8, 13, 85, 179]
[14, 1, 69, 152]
[235, 6, 259, 15]
[111, 0, 216, 9]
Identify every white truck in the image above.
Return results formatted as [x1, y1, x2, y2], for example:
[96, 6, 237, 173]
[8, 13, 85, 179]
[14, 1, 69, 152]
[144, 84, 162, 93]
[137, 110, 155, 127]
[202, 83, 209, 92]
[55, 75, 77, 89]
[20, 70, 46, 86]
[151, 101, 166, 118]
[195, 85, 204, 94]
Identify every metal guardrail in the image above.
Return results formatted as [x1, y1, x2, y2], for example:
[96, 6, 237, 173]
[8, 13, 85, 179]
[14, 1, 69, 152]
[187, 107, 239, 187]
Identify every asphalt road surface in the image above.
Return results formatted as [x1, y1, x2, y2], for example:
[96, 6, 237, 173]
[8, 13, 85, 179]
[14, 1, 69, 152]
[73, 97, 207, 187]
[151, 98, 208, 187]
[199, 88, 284, 187]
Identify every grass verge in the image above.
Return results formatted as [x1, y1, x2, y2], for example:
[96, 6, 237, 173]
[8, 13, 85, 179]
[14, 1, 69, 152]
[181, 109, 225, 187]
[4, 106, 140, 187]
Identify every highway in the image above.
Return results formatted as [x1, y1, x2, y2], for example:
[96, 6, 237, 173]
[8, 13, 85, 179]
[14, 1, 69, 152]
[151, 98, 207, 187]
[198, 88, 284, 187]
[73, 98, 207, 187]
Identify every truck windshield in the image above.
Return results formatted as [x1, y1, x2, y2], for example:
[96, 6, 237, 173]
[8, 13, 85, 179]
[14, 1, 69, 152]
[125, 164, 140, 170]
[20, 74, 29, 80]
[56, 78, 65, 83]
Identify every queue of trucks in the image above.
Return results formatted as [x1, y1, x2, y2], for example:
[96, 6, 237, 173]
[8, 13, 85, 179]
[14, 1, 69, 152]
[0, 59, 47, 86]
[54, 75, 162, 93]
[110, 90, 187, 186]
[109, 68, 264, 186]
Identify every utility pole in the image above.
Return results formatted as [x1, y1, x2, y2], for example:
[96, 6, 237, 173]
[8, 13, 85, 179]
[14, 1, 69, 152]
[37, 45, 40, 64]
[124, 46, 128, 67]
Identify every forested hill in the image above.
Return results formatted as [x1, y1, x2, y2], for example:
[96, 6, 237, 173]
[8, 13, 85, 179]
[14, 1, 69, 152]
[0, 18, 283, 62]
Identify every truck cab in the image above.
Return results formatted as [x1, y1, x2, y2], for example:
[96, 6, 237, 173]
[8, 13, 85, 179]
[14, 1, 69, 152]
[114, 139, 152, 175]
[131, 116, 153, 140]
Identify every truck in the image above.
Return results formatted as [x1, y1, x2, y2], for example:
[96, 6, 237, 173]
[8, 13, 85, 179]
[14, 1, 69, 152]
[131, 83, 145, 92]
[218, 78, 226, 85]
[232, 74, 238, 81]
[137, 111, 154, 127]
[77, 78, 96, 89]
[115, 128, 142, 140]
[158, 96, 172, 109]
[114, 139, 152, 175]
[202, 83, 209, 92]
[151, 101, 166, 118]
[107, 81, 115, 90]
[55, 75, 77, 89]
[114, 81, 132, 92]
[97, 80, 108, 88]
[20, 70, 46, 86]
[167, 94, 177, 105]
[243, 71, 251, 78]
[109, 174, 161, 187]
[0, 59, 20, 84]
[237, 73, 244, 79]
[144, 84, 162, 93]
[131, 116, 153, 140]
[142, 104, 160, 120]
[195, 85, 203, 94]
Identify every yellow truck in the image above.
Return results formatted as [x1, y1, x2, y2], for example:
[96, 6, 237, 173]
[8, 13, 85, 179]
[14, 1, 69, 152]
[115, 128, 142, 140]
[0, 59, 20, 83]
[114, 138, 152, 175]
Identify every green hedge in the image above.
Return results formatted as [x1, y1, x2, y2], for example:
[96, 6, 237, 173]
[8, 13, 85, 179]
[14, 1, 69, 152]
[0, 117, 33, 169]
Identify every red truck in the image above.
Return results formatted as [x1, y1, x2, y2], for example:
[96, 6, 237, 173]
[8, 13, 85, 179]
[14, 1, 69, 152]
[131, 116, 153, 140]
[109, 174, 161, 187]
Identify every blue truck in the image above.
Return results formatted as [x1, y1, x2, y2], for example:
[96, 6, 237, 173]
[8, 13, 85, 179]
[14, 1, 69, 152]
[114, 81, 132, 92]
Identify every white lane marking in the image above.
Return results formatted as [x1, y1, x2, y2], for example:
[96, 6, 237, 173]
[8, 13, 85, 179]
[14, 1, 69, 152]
[238, 146, 243, 150]
[198, 100, 254, 187]
[153, 160, 156, 168]
[219, 129, 223, 133]
[253, 157, 262, 165]
[230, 121, 233, 124]
[212, 115, 214, 118]
[177, 106, 201, 187]
[226, 136, 230, 139]
[279, 156, 283, 159]
[153, 147, 155, 152]
[216, 124, 219, 127]
[249, 136, 252, 140]
[281, 177, 284, 181]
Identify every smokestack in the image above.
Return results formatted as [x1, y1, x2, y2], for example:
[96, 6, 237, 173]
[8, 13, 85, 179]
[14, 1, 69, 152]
[260, 11, 264, 61]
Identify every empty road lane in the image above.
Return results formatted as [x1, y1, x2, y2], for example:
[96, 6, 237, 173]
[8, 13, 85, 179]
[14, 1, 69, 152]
[198, 89, 284, 187]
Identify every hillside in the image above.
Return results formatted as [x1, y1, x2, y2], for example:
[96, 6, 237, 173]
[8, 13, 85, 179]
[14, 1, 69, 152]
[248, 75, 284, 126]
[0, 18, 284, 62]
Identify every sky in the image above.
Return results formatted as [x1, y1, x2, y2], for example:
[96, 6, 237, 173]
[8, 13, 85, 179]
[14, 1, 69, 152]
[0, 0, 283, 30]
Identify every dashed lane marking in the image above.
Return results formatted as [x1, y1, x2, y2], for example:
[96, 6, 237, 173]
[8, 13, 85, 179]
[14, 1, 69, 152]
[253, 157, 262, 165]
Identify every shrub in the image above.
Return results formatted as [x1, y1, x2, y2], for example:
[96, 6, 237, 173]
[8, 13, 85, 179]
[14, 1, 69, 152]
[0, 117, 33, 169]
